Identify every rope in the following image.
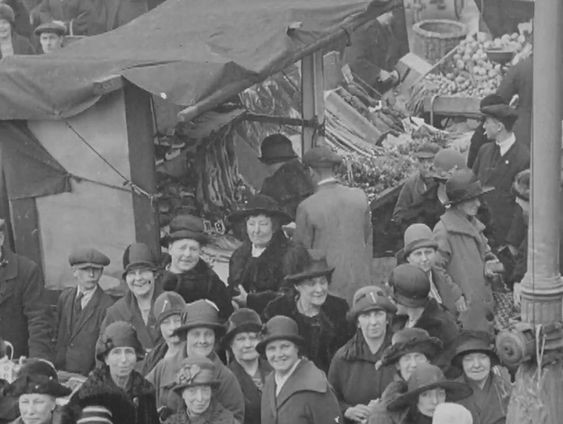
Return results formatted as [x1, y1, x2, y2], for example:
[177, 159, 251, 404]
[535, 323, 546, 389]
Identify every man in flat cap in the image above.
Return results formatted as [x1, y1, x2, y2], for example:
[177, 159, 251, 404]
[472, 103, 529, 250]
[53, 247, 115, 375]
[34, 21, 65, 54]
[294, 146, 373, 302]
[259, 133, 314, 220]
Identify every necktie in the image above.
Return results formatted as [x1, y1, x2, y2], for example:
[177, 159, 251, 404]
[74, 291, 84, 318]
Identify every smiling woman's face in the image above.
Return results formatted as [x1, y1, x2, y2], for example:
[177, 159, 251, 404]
[168, 239, 201, 273]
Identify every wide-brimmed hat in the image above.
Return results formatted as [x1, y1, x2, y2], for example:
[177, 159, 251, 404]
[347, 286, 397, 323]
[387, 363, 472, 411]
[380, 328, 443, 367]
[154, 291, 186, 326]
[69, 247, 110, 269]
[221, 308, 262, 348]
[34, 21, 66, 36]
[172, 356, 219, 393]
[430, 148, 466, 180]
[228, 194, 291, 224]
[165, 214, 209, 245]
[256, 316, 304, 355]
[173, 300, 225, 337]
[403, 224, 438, 259]
[512, 169, 530, 201]
[451, 330, 499, 368]
[414, 142, 440, 160]
[6, 359, 71, 398]
[122, 243, 157, 276]
[302, 146, 343, 168]
[96, 321, 145, 360]
[442, 169, 494, 206]
[389, 264, 430, 308]
[259, 134, 298, 164]
[284, 257, 334, 284]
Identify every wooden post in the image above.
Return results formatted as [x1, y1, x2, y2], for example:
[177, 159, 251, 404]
[301, 51, 325, 155]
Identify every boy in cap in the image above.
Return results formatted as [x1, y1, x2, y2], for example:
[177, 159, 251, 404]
[54, 247, 115, 375]
[295, 145, 373, 302]
[34, 21, 65, 54]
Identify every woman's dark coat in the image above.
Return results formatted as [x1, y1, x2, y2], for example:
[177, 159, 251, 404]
[161, 260, 233, 319]
[263, 293, 350, 373]
[228, 231, 291, 315]
[164, 401, 236, 424]
[228, 358, 271, 424]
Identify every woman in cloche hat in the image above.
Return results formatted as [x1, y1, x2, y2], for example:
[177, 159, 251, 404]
[228, 193, 294, 315]
[433, 169, 499, 333]
[262, 244, 350, 373]
[259, 316, 342, 424]
[222, 309, 271, 424]
[161, 214, 233, 319]
[163, 356, 236, 424]
[386, 363, 472, 424]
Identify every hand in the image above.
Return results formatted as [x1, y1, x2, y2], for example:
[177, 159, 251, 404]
[513, 282, 522, 306]
[344, 405, 372, 423]
[485, 260, 504, 278]
[282, 222, 296, 239]
[232, 285, 248, 307]
[455, 296, 468, 312]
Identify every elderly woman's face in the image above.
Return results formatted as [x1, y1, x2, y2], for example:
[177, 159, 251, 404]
[160, 314, 183, 344]
[407, 247, 436, 273]
[169, 239, 201, 272]
[357, 309, 387, 341]
[186, 327, 215, 357]
[246, 214, 274, 247]
[105, 346, 137, 379]
[19, 394, 56, 424]
[265, 339, 299, 375]
[230, 331, 259, 363]
[0, 19, 10, 38]
[295, 276, 328, 308]
[125, 267, 155, 298]
[417, 387, 446, 417]
[396, 352, 429, 381]
[182, 385, 212, 416]
[462, 352, 491, 384]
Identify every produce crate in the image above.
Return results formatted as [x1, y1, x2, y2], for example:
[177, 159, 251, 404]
[423, 95, 482, 124]
[412, 20, 468, 64]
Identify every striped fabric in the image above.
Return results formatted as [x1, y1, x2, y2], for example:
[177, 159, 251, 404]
[77, 405, 113, 424]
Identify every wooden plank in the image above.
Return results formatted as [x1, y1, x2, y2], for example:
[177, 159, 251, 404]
[423, 95, 482, 118]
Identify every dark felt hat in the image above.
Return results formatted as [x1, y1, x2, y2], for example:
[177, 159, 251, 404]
[34, 21, 66, 36]
[451, 330, 499, 367]
[173, 300, 225, 337]
[69, 247, 110, 269]
[222, 308, 263, 348]
[256, 316, 304, 355]
[480, 104, 519, 129]
[7, 359, 71, 398]
[302, 146, 343, 168]
[172, 356, 219, 393]
[387, 363, 472, 411]
[166, 214, 209, 244]
[380, 328, 443, 366]
[95, 321, 144, 360]
[512, 169, 530, 201]
[443, 169, 494, 206]
[479, 94, 507, 109]
[347, 285, 397, 323]
[284, 257, 334, 284]
[259, 134, 297, 164]
[403, 224, 438, 259]
[122, 243, 157, 275]
[430, 148, 466, 180]
[228, 194, 291, 224]
[154, 291, 186, 326]
[389, 264, 430, 308]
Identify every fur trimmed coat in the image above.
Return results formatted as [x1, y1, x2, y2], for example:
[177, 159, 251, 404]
[228, 231, 292, 315]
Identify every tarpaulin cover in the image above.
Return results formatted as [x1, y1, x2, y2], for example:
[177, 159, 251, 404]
[0, 122, 71, 199]
[0, 0, 397, 120]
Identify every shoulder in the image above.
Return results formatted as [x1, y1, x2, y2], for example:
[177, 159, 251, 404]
[323, 295, 349, 315]
[210, 402, 237, 424]
[164, 412, 188, 424]
[59, 286, 76, 300]
[292, 359, 330, 393]
[263, 295, 293, 316]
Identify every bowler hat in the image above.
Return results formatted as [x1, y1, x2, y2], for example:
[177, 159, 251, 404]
[451, 330, 499, 368]
[302, 146, 343, 168]
[34, 21, 66, 36]
[222, 308, 263, 348]
[0, 5, 14, 24]
[414, 142, 440, 160]
[122, 243, 156, 275]
[96, 321, 144, 360]
[173, 300, 225, 337]
[6, 359, 71, 398]
[228, 194, 291, 224]
[284, 257, 334, 284]
[69, 247, 110, 269]
[380, 328, 443, 367]
[172, 356, 219, 393]
[256, 316, 304, 355]
[512, 169, 530, 201]
[154, 291, 186, 326]
[387, 363, 472, 411]
[431, 148, 466, 181]
[479, 94, 507, 109]
[480, 104, 518, 121]
[443, 169, 494, 206]
[389, 264, 430, 308]
[347, 286, 397, 323]
[166, 214, 209, 245]
[403, 224, 438, 259]
[259, 134, 297, 164]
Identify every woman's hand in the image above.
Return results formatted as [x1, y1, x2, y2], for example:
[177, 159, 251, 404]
[455, 296, 468, 312]
[232, 285, 248, 307]
[344, 404, 372, 422]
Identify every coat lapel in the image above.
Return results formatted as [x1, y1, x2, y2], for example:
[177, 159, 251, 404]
[70, 287, 102, 340]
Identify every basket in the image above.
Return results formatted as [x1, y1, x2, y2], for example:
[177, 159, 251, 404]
[412, 19, 468, 64]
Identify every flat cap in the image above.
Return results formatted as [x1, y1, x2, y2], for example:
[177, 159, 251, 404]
[480, 104, 518, 120]
[69, 247, 110, 269]
[34, 22, 66, 36]
[302, 146, 342, 168]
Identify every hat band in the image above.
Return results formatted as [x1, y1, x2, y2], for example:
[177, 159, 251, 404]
[447, 181, 486, 204]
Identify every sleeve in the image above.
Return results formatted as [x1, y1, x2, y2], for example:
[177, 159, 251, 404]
[391, 180, 414, 222]
[209, 274, 234, 320]
[471, 148, 482, 177]
[305, 389, 343, 424]
[215, 369, 245, 423]
[11, 0, 32, 37]
[246, 291, 278, 315]
[294, 203, 314, 248]
[23, 264, 53, 360]
[434, 268, 462, 302]
[327, 355, 351, 414]
[496, 64, 519, 102]
[432, 222, 452, 271]
[467, 124, 487, 168]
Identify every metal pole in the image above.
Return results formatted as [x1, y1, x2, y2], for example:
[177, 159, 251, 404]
[519, 0, 563, 325]
[301, 52, 325, 155]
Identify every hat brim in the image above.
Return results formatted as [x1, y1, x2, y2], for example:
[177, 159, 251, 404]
[34, 27, 65, 36]
[394, 292, 428, 308]
[74, 262, 105, 270]
[228, 209, 292, 225]
[387, 380, 472, 411]
[443, 185, 494, 206]
[7, 377, 72, 398]
[221, 322, 263, 348]
[259, 154, 298, 164]
[166, 230, 209, 245]
[347, 301, 397, 323]
[256, 334, 304, 355]
[451, 348, 500, 368]
[403, 240, 438, 259]
[172, 380, 220, 393]
[122, 262, 157, 278]
[381, 338, 443, 366]
[173, 321, 226, 337]
[284, 267, 334, 284]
